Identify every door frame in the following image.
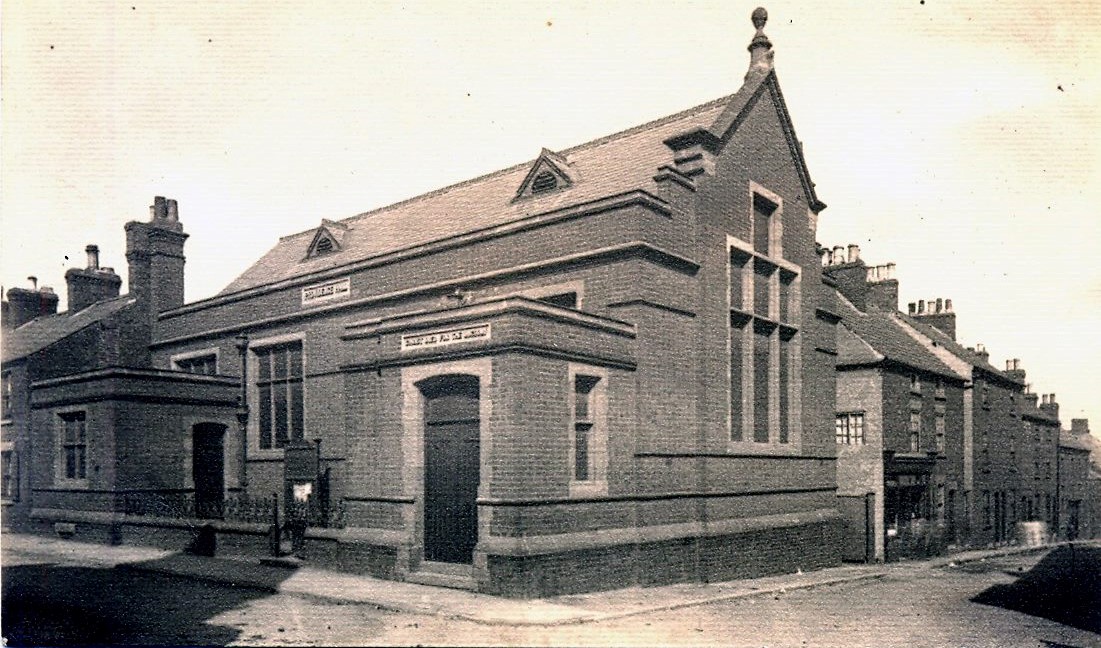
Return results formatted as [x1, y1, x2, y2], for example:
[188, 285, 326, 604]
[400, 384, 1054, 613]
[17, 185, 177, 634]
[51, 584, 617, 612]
[401, 358, 493, 571]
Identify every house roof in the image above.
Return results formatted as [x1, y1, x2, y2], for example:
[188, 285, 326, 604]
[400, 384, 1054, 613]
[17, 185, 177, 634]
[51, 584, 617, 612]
[834, 292, 961, 379]
[219, 97, 730, 296]
[217, 63, 820, 297]
[895, 312, 1014, 381]
[1, 296, 136, 362]
[1059, 431, 1092, 452]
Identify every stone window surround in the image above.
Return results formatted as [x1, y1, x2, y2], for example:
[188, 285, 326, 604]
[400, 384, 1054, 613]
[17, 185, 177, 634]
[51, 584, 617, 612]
[55, 407, 89, 489]
[568, 362, 609, 497]
[1, 371, 12, 422]
[514, 280, 585, 310]
[170, 346, 220, 374]
[1, 441, 16, 502]
[726, 181, 802, 454]
[246, 331, 306, 459]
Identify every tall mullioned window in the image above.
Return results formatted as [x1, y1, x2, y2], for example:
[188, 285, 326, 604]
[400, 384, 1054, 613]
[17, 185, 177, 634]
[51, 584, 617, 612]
[1, 372, 12, 420]
[728, 187, 798, 447]
[60, 412, 87, 480]
[572, 375, 600, 481]
[255, 343, 304, 449]
[935, 412, 946, 453]
[1, 450, 17, 500]
[568, 366, 607, 495]
[910, 411, 922, 452]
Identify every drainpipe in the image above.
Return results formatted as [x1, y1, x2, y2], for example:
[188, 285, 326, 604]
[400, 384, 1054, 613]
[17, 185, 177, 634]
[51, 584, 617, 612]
[235, 333, 250, 493]
[1054, 430, 1061, 541]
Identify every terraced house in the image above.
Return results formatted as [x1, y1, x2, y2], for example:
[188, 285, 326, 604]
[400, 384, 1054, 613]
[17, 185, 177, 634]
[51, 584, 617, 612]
[2, 9, 844, 596]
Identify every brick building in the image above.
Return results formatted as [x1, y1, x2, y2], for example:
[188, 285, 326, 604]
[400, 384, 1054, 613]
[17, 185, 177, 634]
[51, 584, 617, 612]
[1059, 419, 1095, 540]
[894, 293, 1062, 546]
[1, 210, 240, 534]
[3, 9, 845, 596]
[823, 247, 967, 562]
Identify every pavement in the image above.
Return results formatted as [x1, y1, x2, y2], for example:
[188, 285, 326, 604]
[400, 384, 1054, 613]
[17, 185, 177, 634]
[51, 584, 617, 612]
[2, 532, 1093, 628]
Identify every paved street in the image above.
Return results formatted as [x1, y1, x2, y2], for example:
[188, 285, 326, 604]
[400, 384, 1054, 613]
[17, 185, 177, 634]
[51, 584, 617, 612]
[3, 541, 1099, 647]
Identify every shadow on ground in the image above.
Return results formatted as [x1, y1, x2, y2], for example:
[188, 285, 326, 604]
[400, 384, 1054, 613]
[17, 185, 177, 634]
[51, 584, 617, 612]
[971, 544, 1101, 634]
[2, 554, 295, 646]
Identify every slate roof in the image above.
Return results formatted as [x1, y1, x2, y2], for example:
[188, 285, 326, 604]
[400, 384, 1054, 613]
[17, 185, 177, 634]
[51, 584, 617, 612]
[895, 312, 1014, 381]
[1059, 431, 1093, 452]
[1, 296, 135, 362]
[219, 96, 732, 295]
[218, 63, 821, 297]
[834, 292, 961, 379]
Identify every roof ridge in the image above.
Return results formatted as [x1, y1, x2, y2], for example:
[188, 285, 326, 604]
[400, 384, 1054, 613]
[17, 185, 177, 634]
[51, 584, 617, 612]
[274, 93, 737, 242]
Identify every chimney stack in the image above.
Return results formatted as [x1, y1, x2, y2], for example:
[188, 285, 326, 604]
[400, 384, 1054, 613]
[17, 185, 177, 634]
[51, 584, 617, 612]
[822, 242, 870, 310]
[866, 262, 900, 312]
[911, 295, 958, 339]
[126, 196, 188, 318]
[1039, 393, 1059, 421]
[2, 277, 60, 329]
[1070, 418, 1090, 436]
[1005, 358, 1027, 384]
[65, 243, 122, 313]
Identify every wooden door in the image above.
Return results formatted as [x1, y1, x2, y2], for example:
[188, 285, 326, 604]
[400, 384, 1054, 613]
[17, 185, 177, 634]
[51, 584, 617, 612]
[192, 424, 225, 519]
[422, 376, 480, 564]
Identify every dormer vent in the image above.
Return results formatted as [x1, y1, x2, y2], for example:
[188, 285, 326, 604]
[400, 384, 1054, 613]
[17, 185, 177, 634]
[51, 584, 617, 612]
[514, 148, 574, 200]
[305, 218, 349, 259]
[531, 171, 558, 194]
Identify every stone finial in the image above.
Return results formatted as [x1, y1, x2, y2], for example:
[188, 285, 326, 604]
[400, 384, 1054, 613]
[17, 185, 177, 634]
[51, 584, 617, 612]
[747, 7, 774, 75]
[752, 7, 768, 30]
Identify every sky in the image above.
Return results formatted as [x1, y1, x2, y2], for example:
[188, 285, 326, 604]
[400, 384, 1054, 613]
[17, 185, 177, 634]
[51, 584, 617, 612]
[2, 1, 1099, 435]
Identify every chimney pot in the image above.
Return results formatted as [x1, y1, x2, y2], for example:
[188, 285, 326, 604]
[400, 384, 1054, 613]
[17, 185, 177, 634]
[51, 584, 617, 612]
[918, 299, 925, 313]
[847, 244, 860, 263]
[167, 199, 179, 222]
[153, 196, 167, 221]
[886, 263, 896, 279]
[908, 302, 916, 314]
[935, 298, 943, 313]
[1006, 360, 1012, 371]
[833, 245, 845, 264]
[945, 298, 953, 312]
[85, 244, 100, 270]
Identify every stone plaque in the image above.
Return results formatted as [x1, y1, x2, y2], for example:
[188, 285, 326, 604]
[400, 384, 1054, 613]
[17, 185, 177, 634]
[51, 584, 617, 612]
[301, 277, 350, 306]
[401, 324, 491, 351]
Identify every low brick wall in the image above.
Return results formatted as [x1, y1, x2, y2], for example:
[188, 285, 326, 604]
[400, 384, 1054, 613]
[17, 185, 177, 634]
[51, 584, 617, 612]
[483, 515, 841, 598]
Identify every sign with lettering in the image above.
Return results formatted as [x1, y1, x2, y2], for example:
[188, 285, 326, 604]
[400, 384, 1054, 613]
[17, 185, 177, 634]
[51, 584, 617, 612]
[401, 324, 491, 351]
[301, 278, 350, 306]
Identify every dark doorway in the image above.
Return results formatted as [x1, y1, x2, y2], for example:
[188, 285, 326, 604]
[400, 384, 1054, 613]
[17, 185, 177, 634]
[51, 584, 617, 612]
[192, 423, 226, 519]
[1067, 500, 1081, 540]
[420, 375, 480, 564]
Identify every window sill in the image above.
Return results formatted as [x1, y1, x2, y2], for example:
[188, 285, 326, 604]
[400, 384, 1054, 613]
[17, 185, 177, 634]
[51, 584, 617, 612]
[569, 480, 608, 498]
[53, 478, 89, 490]
[250, 448, 287, 461]
[725, 441, 802, 456]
